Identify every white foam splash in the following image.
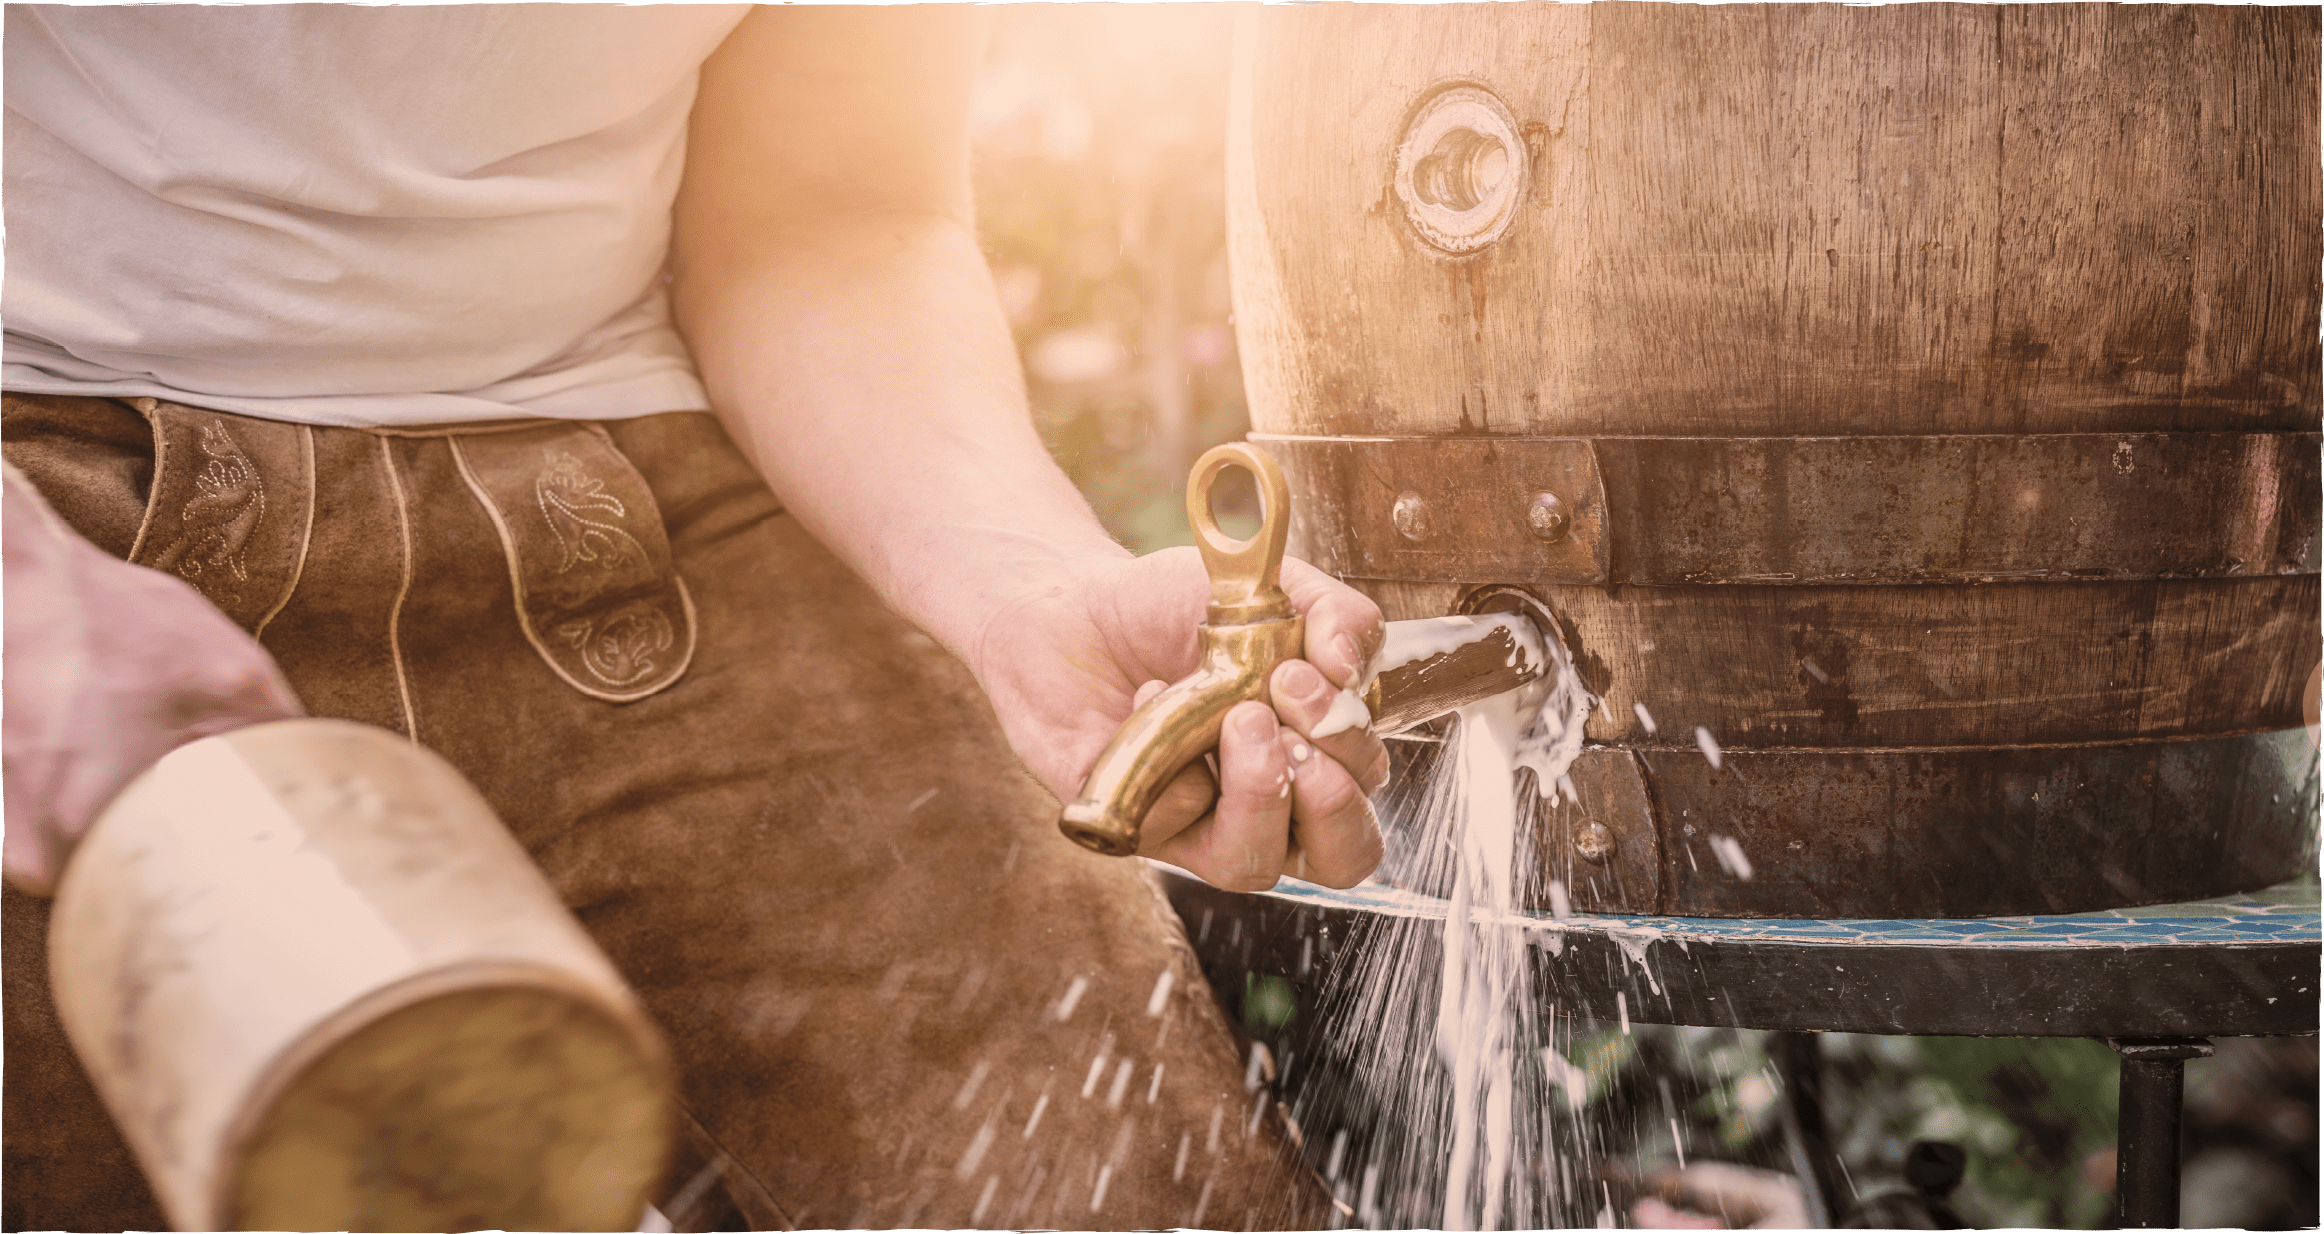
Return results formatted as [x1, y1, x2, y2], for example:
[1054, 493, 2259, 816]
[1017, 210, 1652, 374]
[1052, 974, 1089, 1022]
[953, 1112, 996, 1179]
[1431, 611, 1605, 1230]
[1145, 968, 1175, 1016]
[951, 1059, 991, 1110]
[1608, 927, 1664, 996]
[1436, 693, 1527, 1231]
[1511, 622, 1597, 806]
[1311, 686, 1373, 737]
[1306, 610, 1626, 1229]
[1539, 1047, 1589, 1112]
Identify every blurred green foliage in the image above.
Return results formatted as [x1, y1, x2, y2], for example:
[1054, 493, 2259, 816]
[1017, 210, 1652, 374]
[1605, 1027, 2121, 1226]
[1243, 973, 1299, 1032]
[1905, 1038, 2118, 1227]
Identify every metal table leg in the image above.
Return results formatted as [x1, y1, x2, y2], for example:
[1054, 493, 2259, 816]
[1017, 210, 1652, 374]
[2107, 1037, 2214, 1229]
[1774, 1031, 1848, 1226]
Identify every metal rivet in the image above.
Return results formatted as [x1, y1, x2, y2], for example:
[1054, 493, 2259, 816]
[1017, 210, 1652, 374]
[1526, 490, 1569, 543]
[1392, 491, 1430, 541]
[1574, 821, 1615, 865]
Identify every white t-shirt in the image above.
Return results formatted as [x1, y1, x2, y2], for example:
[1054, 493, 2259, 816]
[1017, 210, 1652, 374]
[3, 4, 750, 427]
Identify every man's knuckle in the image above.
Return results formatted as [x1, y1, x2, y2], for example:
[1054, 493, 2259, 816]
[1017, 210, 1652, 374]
[1301, 774, 1361, 821]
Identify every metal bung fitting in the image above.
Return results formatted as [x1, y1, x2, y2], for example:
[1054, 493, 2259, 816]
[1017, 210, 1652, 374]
[1393, 84, 1529, 255]
[1392, 491, 1431, 541]
[1525, 490, 1569, 543]
[1574, 821, 1616, 865]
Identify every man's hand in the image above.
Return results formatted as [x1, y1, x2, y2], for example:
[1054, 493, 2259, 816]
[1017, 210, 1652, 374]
[1630, 1164, 1809, 1230]
[671, 8, 1389, 891]
[3, 464, 303, 894]
[973, 547, 1388, 892]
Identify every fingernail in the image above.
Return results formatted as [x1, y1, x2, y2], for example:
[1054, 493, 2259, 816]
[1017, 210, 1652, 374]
[1291, 742, 1312, 763]
[1331, 633, 1361, 682]
[1279, 659, 1328, 702]
[1239, 707, 1276, 743]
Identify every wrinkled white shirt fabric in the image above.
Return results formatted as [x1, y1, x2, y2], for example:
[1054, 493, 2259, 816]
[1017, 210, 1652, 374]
[3, 4, 750, 427]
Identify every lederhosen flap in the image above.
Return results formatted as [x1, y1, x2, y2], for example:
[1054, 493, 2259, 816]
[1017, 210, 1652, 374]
[447, 423, 697, 703]
[128, 400, 315, 636]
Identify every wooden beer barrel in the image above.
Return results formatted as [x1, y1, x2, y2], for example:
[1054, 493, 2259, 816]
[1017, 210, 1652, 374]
[1230, 4, 2322, 918]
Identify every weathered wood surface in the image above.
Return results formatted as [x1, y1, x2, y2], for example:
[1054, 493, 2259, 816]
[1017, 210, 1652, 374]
[1230, 4, 2322, 439]
[1229, 4, 2322, 916]
[1635, 729, 2318, 918]
[1380, 730, 2316, 919]
[1363, 576, 2318, 749]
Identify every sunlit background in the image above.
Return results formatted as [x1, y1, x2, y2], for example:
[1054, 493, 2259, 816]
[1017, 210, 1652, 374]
[974, 5, 1250, 552]
[967, 9, 2318, 1228]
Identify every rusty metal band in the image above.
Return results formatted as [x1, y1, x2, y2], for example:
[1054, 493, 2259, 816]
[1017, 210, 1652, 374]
[1251, 432, 2322, 586]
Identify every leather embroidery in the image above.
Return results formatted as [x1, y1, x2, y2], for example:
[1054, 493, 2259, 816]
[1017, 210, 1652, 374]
[450, 425, 695, 703]
[556, 600, 678, 688]
[129, 405, 314, 632]
[538, 449, 646, 578]
[153, 421, 265, 590]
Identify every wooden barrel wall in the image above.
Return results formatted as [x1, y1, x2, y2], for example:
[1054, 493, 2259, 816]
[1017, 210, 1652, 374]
[1231, 4, 2322, 918]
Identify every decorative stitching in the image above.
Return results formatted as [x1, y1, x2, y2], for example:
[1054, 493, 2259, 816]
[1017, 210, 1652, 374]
[376, 435, 422, 744]
[448, 434, 697, 705]
[554, 600, 677, 688]
[150, 418, 265, 596]
[252, 425, 317, 642]
[536, 448, 645, 576]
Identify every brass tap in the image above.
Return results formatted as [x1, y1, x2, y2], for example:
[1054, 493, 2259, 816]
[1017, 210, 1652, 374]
[1057, 451, 1563, 857]
[1058, 442, 1304, 856]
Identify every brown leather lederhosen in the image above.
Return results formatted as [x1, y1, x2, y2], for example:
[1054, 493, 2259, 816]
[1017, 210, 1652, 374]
[2, 393, 1325, 1232]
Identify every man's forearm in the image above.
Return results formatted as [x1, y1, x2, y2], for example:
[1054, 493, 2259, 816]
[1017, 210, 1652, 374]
[671, 212, 1130, 674]
[665, 7, 1386, 889]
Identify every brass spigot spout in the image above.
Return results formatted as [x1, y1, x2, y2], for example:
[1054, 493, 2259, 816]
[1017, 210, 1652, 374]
[1058, 616, 1304, 855]
[1059, 443, 1302, 857]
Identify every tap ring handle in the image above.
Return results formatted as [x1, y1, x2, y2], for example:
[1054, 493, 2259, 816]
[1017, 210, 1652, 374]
[1186, 442, 1292, 613]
